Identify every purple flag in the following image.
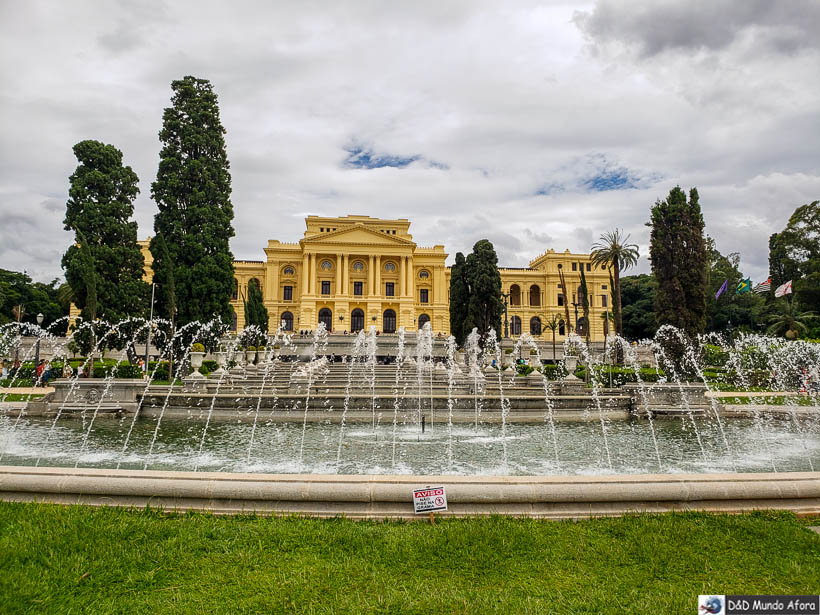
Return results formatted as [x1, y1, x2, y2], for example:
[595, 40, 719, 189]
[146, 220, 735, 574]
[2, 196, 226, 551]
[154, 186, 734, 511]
[715, 279, 728, 300]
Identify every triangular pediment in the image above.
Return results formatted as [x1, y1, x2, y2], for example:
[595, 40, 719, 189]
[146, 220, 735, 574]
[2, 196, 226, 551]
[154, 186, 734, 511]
[302, 223, 416, 247]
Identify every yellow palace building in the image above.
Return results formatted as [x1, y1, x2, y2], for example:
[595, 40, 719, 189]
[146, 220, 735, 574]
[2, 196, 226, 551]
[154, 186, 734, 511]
[230, 215, 610, 342]
[74, 215, 610, 342]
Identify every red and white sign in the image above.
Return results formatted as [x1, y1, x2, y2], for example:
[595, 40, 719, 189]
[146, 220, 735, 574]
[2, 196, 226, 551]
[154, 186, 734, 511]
[413, 486, 448, 514]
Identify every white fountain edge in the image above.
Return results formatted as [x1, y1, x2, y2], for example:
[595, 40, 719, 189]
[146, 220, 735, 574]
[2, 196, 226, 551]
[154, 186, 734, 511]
[1, 466, 818, 519]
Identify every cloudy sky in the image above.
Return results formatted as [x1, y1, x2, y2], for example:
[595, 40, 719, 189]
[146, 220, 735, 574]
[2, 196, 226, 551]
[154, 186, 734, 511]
[1, 0, 818, 284]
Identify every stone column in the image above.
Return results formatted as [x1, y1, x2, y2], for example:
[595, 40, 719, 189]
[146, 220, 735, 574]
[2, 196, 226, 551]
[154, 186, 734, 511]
[309, 253, 316, 295]
[302, 253, 309, 295]
[368, 255, 375, 296]
[374, 255, 381, 297]
[335, 254, 342, 295]
[407, 257, 414, 300]
[341, 254, 348, 295]
[399, 256, 406, 297]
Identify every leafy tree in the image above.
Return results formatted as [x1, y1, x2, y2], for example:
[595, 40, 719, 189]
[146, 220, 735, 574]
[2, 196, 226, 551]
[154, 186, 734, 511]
[465, 240, 503, 340]
[243, 281, 268, 345]
[649, 186, 708, 335]
[590, 229, 639, 336]
[150, 76, 235, 328]
[769, 201, 820, 314]
[449, 252, 470, 346]
[705, 238, 764, 333]
[62, 140, 147, 323]
[765, 298, 816, 338]
[620, 274, 657, 341]
[0, 269, 66, 331]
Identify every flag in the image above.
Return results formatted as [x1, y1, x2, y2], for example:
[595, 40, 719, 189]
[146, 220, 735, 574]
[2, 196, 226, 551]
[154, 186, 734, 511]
[753, 277, 771, 294]
[736, 278, 751, 294]
[715, 279, 728, 300]
[774, 280, 792, 297]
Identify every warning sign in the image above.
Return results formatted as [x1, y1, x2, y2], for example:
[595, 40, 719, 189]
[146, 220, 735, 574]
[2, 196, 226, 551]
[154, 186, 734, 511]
[412, 486, 448, 514]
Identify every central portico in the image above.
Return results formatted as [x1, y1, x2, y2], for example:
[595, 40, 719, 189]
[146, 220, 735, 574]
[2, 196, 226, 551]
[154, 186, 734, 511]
[233, 215, 450, 334]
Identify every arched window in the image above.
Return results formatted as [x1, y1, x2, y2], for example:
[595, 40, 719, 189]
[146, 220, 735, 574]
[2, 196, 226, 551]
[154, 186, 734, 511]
[248, 278, 261, 296]
[529, 285, 541, 306]
[231, 311, 238, 331]
[510, 284, 521, 306]
[384, 262, 396, 273]
[320, 260, 333, 271]
[530, 316, 542, 335]
[418, 270, 429, 279]
[280, 311, 294, 331]
[383, 309, 396, 333]
[318, 308, 332, 331]
[559, 319, 566, 336]
[283, 266, 295, 276]
[232, 279, 238, 300]
[417, 314, 430, 329]
[576, 316, 588, 336]
[351, 308, 364, 332]
[511, 316, 521, 336]
[352, 261, 364, 272]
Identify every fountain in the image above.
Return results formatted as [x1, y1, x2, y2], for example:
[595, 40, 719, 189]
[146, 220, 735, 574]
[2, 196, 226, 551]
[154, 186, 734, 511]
[0, 317, 818, 518]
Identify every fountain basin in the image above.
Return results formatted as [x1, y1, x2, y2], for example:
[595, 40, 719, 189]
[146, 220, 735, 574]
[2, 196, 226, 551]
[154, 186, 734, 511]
[1, 466, 818, 519]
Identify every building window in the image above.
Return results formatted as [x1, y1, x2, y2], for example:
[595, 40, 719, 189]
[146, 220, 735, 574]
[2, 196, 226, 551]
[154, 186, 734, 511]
[280, 311, 293, 331]
[353, 261, 364, 271]
[383, 309, 396, 333]
[351, 308, 364, 332]
[232, 279, 238, 300]
[602, 284, 607, 290]
[321, 280, 331, 295]
[601, 294, 608, 308]
[384, 262, 396, 272]
[558, 295, 565, 307]
[572, 262, 577, 271]
[419, 288, 428, 303]
[354, 281, 363, 296]
[318, 308, 332, 331]
[418, 314, 430, 329]
[320, 260, 332, 271]
[586, 263, 591, 272]
[530, 317, 542, 335]
[283, 266, 294, 276]
[419, 270, 429, 279]
[509, 284, 521, 306]
[231, 312, 237, 331]
[283, 286, 293, 301]
[511, 316, 522, 336]
[577, 317, 588, 336]
[320, 227, 324, 232]
[385, 282, 394, 297]
[558, 263, 563, 269]
[559, 319, 566, 335]
[529, 285, 540, 307]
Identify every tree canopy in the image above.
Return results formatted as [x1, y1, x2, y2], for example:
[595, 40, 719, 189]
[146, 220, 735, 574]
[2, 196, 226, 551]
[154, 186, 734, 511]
[150, 76, 235, 327]
[0, 269, 66, 332]
[243, 281, 268, 345]
[769, 201, 820, 320]
[448, 252, 470, 346]
[705, 238, 764, 334]
[465, 240, 503, 340]
[590, 228, 639, 336]
[649, 186, 708, 335]
[620, 274, 657, 341]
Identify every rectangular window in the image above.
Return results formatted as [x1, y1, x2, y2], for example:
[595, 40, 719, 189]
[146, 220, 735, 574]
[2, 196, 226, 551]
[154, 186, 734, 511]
[385, 282, 394, 297]
[572, 262, 577, 271]
[586, 263, 591, 271]
[321, 280, 330, 295]
[558, 295, 564, 307]
[419, 289, 428, 303]
[601, 294, 608, 307]
[354, 281, 363, 296]
[602, 284, 607, 290]
[283, 286, 292, 301]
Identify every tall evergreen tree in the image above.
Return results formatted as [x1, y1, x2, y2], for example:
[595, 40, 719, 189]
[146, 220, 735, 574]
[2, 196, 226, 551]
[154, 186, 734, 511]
[62, 140, 147, 323]
[151, 76, 235, 327]
[243, 281, 269, 344]
[448, 252, 470, 346]
[465, 240, 503, 339]
[649, 186, 708, 335]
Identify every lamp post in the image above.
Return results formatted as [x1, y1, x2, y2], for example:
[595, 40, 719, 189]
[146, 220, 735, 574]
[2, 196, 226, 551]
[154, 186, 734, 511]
[500, 292, 510, 338]
[571, 299, 580, 335]
[34, 313, 44, 381]
[144, 283, 156, 377]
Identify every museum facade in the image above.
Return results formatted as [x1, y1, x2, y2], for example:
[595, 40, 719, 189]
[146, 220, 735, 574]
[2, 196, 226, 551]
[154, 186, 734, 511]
[230, 215, 611, 342]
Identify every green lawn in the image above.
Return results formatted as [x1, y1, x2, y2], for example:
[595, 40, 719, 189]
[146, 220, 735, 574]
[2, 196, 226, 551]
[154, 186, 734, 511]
[1, 504, 818, 614]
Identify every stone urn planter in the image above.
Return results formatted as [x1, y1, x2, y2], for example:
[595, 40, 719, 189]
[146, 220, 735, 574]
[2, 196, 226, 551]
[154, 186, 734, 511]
[563, 355, 578, 374]
[190, 352, 205, 369]
[245, 349, 255, 364]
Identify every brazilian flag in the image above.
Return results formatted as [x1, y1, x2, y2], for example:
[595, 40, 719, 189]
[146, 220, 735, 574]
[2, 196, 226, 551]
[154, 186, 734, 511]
[736, 278, 752, 294]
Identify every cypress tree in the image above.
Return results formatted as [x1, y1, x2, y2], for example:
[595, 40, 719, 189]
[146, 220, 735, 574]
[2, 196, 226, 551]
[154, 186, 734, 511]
[449, 252, 470, 346]
[150, 76, 235, 327]
[465, 240, 503, 339]
[649, 186, 708, 335]
[62, 140, 147, 323]
[243, 282, 268, 344]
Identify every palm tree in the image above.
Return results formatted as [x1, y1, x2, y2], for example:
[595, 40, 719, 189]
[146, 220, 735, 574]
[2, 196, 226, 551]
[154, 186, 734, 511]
[590, 229, 639, 337]
[544, 314, 561, 361]
[766, 299, 816, 338]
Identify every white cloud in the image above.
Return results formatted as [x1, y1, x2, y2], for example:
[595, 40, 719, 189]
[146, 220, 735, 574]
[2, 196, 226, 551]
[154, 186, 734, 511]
[1, 0, 817, 288]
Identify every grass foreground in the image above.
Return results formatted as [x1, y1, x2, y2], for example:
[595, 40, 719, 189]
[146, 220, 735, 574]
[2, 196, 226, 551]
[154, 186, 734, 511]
[1, 503, 818, 614]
